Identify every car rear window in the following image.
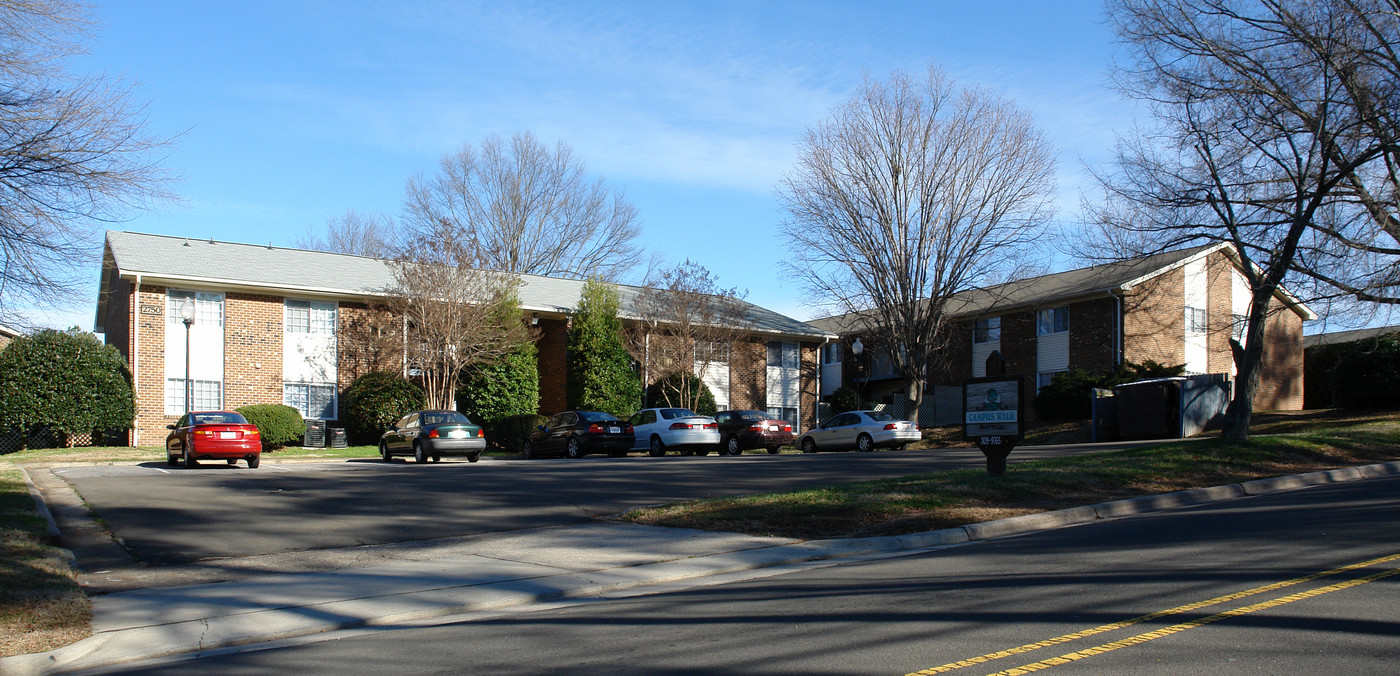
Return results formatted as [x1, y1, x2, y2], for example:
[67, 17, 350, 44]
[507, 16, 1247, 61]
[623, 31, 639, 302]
[660, 409, 696, 420]
[193, 412, 248, 425]
[423, 412, 471, 425]
[578, 411, 619, 423]
[739, 411, 767, 421]
[865, 411, 896, 422]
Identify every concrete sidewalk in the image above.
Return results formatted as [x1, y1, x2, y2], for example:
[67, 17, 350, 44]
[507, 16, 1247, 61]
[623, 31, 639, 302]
[5, 460, 1398, 675]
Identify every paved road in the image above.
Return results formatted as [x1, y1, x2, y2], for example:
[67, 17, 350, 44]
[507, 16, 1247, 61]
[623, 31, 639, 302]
[98, 474, 1400, 675]
[53, 443, 1134, 565]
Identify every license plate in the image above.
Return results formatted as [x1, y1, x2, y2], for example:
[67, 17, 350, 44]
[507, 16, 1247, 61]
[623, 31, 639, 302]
[448, 430, 467, 439]
[768, 425, 780, 431]
[609, 426, 621, 434]
[220, 431, 237, 439]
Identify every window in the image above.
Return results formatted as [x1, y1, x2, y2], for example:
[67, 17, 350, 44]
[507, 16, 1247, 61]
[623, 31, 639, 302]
[165, 379, 222, 414]
[767, 341, 799, 369]
[695, 340, 729, 364]
[767, 407, 798, 428]
[1186, 306, 1208, 334]
[1037, 371, 1067, 392]
[1036, 307, 1068, 336]
[284, 382, 336, 419]
[821, 342, 842, 364]
[974, 317, 1001, 344]
[1231, 313, 1247, 342]
[285, 299, 337, 335]
[167, 290, 223, 327]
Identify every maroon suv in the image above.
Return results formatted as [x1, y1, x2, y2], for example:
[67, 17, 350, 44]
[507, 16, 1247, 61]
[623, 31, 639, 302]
[713, 410, 794, 456]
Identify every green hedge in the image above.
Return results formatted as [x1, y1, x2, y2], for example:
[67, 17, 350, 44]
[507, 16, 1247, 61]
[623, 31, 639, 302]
[493, 413, 548, 453]
[0, 329, 135, 449]
[458, 344, 540, 444]
[1307, 331, 1400, 409]
[826, 386, 869, 416]
[235, 404, 304, 450]
[1033, 360, 1185, 420]
[567, 278, 642, 417]
[341, 372, 425, 445]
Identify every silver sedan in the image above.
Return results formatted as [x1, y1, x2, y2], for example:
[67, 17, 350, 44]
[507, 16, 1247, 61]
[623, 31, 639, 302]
[798, 410, 920, 453]
[628, 407, 721, 456]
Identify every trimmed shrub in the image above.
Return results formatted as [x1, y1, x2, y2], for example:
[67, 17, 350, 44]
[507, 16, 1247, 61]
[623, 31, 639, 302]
[458, 343, 540, 443]
[493, 413, 548, 453]
[341, 371, 425, 445]
[235, 403, 304, 450]
[1033, 360, 1185, 420]
[1331, 332, 1400, 409]
[0, 328, 135, 449]
[567, 278, 642, 417]
[645, 371, 717, 416]
[827, 386, 868, 415]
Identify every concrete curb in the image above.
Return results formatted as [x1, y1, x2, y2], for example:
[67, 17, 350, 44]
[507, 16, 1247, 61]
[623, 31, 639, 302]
[5, 460, 1398, 675]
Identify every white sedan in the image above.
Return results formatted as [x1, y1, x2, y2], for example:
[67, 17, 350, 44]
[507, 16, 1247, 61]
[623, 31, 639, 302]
[798, 410, 920, 453]
[628, 408, 721, 457]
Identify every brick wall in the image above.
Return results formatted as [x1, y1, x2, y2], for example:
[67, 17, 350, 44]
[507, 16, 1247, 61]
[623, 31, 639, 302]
[1069, 297, 1118, 373]
[1254, 298, 1305, 410]
[1123, 267, 1186, 367]
[1207, 254, 1235, 374]
[224, 292, 285, 411]
[729, 337, 766, 410]
[536, 317, 568, 415]
[132, 285, 171, 445]
[800, 343, 819, 431]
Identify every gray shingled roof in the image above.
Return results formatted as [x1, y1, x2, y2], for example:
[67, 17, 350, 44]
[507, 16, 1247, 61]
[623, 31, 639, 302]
[101, 231, 832, 340]
[808, 245, 1229, 333]
[1303, 325, 1400, 347]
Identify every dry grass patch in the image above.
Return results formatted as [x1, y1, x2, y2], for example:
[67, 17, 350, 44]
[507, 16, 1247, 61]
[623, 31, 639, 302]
[0, 463, 90, 657]
[622, 414, 1400, 539]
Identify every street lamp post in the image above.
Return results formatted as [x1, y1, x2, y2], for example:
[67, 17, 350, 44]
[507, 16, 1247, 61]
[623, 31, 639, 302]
[180, 300, 195, 414]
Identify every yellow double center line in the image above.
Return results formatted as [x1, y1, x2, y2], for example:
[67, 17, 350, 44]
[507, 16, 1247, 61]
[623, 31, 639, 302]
[908, 551, 1400, 676]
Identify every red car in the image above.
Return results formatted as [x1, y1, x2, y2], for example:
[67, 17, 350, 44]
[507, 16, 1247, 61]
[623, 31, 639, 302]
[713, 410, 795, 455]
[166, 411, 262, 469]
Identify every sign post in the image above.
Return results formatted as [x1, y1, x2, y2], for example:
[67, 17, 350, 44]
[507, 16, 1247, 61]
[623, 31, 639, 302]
[963, 376, 1023, 476]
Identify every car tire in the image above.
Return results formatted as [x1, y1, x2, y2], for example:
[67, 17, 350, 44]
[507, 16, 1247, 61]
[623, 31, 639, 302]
[766, 446, 782, 455]
[380, 442, 392, 462]
[801, 438, 816, 454]
[247, 455, 260, 469]
[414, 443, 427, 464]
[725, 436, 742, 456]
[468, 452, 481, 463]
[167, 453, 178, 467]
[521, 440, 535, 459]
[432, 454, 442, 462]
[857, 434, 874, 452]
[184, 448, 198, 468]
[648, 436, 665, 457]
[565, 437, 583, 459]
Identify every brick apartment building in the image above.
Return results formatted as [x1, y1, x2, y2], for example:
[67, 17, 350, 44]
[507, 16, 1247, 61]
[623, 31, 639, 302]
[95, 231, 834, 446]
[810, 244, 1314, 421]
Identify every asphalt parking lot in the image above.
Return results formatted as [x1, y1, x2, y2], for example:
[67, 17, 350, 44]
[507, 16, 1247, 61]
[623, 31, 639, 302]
[50, 443, 1140, 566]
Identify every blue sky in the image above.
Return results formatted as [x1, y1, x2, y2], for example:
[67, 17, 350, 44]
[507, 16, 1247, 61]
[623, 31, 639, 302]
[60, 0, 1133, 330]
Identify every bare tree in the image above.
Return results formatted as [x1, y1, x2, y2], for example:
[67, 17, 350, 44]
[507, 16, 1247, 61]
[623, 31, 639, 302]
[385, 240, 531, 409]
[294, 209, 396, 258]
[777, 63, 1056, 417]
[0, 0, 171, 329]
[1093, 0, 1398, 438]
[628, 260, 752, 413]
[403, 132, 641, 280]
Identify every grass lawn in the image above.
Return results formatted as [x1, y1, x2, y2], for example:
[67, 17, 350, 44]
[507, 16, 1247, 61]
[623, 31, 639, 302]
[0, 462, 90, 657]
[622, 412, 1400, 539]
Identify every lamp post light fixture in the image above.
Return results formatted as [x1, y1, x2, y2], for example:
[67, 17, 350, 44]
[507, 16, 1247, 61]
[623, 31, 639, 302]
[180, 300, 195, 415]
[851, 337, 863, 355]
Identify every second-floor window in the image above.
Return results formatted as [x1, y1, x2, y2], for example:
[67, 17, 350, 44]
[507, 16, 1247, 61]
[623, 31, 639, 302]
[974, 317, 1001, 344]
[1037, 307, 1068, 336]
[1186, 306, 1208, 334]
[285, 299, 337, 334]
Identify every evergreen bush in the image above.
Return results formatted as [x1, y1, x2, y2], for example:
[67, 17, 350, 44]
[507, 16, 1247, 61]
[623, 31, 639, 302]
[827, 386, 868, 415]
[235, 403, 304, 450]
[1033, 360, 1185, 420]
[493, 413, 549, 453]
[0, 329, 135, 449]
[645, 371, 717, 416]
[341, 371, 425, 445]
[567, 278, 642, 417]
[458, 343, 540, 448]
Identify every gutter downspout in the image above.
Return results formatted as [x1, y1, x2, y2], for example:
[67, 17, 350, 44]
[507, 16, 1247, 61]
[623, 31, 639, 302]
[132, 275, 141, 447]
[1109, 290, 1123, 366]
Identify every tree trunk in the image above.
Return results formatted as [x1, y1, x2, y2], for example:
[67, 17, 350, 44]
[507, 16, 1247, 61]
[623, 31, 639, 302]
[905, 377, 925, 425]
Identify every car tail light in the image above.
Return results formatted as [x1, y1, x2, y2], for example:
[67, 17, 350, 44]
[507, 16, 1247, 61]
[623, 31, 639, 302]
[587, 424, 604, 434]
[247, 428, 260, 438]
[912, 424, 919, 431]
[748, 423, 763, 432]
[477, 428, 485, 438]
[703, 422, 717, 429]
[782, 424, 792, 432]
[884, 423, 899, 430]
[623, 424, 634, 433]
[428, 429, 440, 438]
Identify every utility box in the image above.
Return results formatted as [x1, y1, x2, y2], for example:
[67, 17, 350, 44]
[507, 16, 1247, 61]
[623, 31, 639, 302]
[329, 427, 348, 449]
[304, 420, 326, 448]
[1114, 375, 1230, 441]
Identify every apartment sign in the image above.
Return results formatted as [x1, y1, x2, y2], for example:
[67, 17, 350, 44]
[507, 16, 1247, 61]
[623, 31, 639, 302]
[963, 376, 1022, 441]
